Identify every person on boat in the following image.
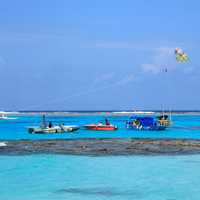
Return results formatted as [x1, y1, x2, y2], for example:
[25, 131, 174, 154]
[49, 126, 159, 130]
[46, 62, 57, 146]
[48, 121, 53, 128]
[105, 118, 110, 125]
[59, 123, 65, 131]
[41, 115, 47, 128]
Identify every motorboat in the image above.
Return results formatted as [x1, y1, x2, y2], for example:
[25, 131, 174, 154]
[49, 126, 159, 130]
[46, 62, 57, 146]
[28, 125, 80, 134]
[84, 119, 118, 131]
[0, 111, 17, 120]
[84, 124, 118, 131]
[0, 115, 9, 120]
[126, 116, 166, 131]
[28, 115, 79, 134]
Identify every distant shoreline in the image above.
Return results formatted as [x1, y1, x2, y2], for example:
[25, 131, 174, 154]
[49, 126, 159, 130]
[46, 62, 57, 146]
[6, 111, 200, 117]
[1, 138, 200, 156]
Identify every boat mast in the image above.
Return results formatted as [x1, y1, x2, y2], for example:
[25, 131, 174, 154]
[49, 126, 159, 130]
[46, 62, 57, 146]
[41, 115, 47, 128]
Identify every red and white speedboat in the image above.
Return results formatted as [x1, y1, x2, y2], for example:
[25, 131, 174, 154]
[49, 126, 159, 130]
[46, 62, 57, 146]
[84, 123, 118, 131]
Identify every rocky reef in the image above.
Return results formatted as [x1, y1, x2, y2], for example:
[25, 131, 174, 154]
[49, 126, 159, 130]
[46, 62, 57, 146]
[1, 138, 200, 156]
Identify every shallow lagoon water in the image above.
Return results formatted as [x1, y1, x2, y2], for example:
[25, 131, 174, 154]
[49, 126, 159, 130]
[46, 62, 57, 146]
[1, 154, 200, 200]
[1, 115, 200, 200]
[0, 115, 200, 140]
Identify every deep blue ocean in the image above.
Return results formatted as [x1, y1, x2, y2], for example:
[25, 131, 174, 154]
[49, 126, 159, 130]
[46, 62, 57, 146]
[1, 115, 200, 200]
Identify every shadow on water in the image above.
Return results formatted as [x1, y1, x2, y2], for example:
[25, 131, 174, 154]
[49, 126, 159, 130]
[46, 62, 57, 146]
[55, 187, 141, 197]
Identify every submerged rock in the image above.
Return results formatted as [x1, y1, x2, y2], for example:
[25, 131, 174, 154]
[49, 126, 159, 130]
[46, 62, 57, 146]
[56, 187, 139, 197]
[1, 138, 200, 156]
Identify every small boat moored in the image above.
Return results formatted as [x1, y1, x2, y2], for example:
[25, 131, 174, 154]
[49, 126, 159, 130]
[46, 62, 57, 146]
[157, 114, 171, 127]
[28, 115, 80, 134]
[84, 118, 118, 131]
[126, 115, 166, 131]
[0, 111, 18, 120]
[28, 125, 80, 134]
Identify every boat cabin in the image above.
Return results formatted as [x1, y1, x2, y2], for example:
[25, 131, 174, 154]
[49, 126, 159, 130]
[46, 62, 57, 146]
[126, 116, 166, 131]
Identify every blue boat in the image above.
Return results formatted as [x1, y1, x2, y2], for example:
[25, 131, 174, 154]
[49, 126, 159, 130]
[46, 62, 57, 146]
[126, 116, 166, 131]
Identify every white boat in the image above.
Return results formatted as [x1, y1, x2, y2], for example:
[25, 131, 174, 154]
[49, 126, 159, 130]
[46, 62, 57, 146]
[28, 125, 80, 134]
[28, 115, 79, 134]
[0, 111, 17, 120]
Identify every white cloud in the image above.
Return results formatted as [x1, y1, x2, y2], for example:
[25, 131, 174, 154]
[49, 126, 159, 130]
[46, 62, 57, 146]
[93, 72, 115, 84]
[95, 42, 139, 49]
[141, 63, 161, 74]
[31, 73, 136, 109]
[93, 41, 155, 50]
[141, 46, 185, 74]
[114, 74, 135, 86]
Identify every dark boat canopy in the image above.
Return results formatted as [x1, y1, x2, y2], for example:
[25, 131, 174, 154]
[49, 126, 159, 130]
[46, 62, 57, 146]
[157, 115, 169, 120]
[129, 116, 156, 127]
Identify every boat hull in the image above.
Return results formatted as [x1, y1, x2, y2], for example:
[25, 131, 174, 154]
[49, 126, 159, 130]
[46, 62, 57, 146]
[84, 124, 118, 131]
[126, 116, 167, 131]
[126, 124, 166, 131]
[28, 125, 80, 134]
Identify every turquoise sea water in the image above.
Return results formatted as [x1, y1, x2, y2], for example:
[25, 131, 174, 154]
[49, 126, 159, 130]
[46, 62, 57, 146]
[1, 115, 200, 200]
[0, 115, 200, 140]
[1, 154, 200, 200]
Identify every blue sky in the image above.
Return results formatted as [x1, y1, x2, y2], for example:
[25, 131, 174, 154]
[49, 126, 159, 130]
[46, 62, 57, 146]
[0, 0, 199, 110]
